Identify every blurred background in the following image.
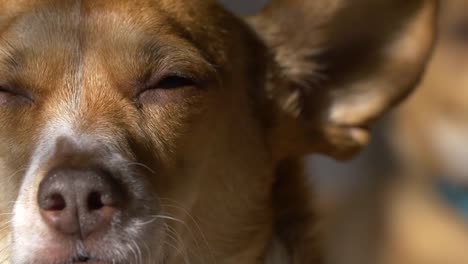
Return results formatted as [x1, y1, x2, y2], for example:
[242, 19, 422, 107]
[219, 0, 268, 15]
[221, 1, 468, 264]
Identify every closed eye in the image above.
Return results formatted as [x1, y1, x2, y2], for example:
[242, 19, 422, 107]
[137, 74, 201, 106]
[156, 75, 197, 89]
[0, 86, 13, 94]
[0, 85, 33, 106]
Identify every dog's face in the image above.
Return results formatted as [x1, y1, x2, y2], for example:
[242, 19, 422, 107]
[0, 1, 275, 263]
[0, 0, 436, 263]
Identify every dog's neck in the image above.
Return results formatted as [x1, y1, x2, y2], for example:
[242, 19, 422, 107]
[266, 159, 321, 264]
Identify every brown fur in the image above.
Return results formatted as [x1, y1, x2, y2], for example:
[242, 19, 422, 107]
[0, 0, 436, 263]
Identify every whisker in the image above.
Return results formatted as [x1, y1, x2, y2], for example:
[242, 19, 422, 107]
[162, 226, 189, 264]
[0, 257, 9, 264]
[125, 239, 138, 264]
[0, 227, 11, 234]
[151, 215, 185, 225]
[131, 239, 143, 264]
[136, 236, 152, 264]
[0, 222, 12, 231]
[0, 213, 13, 216]
[152, 212, 210, 264]
[125, 162, 156, 175]
[165, 224, 190, 264]
[135, 217, 160, 227]
[113, 224, 149, 264]
[153, 212, 204, 257]
[160, 199, 215, 263]
[0, 244, 11, 257]
[2, 167, 27, 183]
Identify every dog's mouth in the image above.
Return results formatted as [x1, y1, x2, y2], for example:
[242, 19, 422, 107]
[72, 255, 99, 263]
[68, 254, 110, 264]
[16, 227, 166, 264]
[13, 161, 161, 264]
[25, 234, 151, 264]
[73, 260, 105, 264]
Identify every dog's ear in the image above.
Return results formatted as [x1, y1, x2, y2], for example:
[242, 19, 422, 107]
[249, 0, 438, 160]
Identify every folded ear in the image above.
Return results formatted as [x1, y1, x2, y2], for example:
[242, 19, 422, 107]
[249, 0, 438, 160]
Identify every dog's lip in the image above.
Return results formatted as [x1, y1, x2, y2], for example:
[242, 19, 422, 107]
[71, 255, 110, 264]
[73, 260, 112, 264]
[73, 259, 110, 264]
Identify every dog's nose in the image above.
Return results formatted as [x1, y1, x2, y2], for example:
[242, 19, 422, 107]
[37, 167, 124, 239]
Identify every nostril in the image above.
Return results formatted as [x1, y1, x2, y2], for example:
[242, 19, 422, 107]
[41, 193, 66, 211]
[87, 191, 105, 211]
[38, 167, 125, 239]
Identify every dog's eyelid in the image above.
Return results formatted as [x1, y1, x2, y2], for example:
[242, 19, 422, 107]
[0, 84, 34, 102]
[144, 71, 203, 91]
[135, 71, 205, 106]
[160, 75, 196, 88]
[0, 85, 17, 95]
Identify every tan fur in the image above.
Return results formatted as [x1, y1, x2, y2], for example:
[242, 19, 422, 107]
[0, 0, 436, 263]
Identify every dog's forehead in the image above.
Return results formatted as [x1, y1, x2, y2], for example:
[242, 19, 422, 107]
[0, 0, 230, 90]
[1, 0, 223, 45]
[0, 0, 217, 17]
[1, 0, 228, 56]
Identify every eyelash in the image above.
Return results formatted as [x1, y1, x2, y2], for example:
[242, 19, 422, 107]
[0, 74, 201, 107]
[151, 75, 198, 90]
[0, 85, 34, 105]
[134, 73, 202, 106]
[0, 86, 21, 97]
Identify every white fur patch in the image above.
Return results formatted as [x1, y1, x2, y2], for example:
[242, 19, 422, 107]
[11, 118, 75, 262]
[11, 102, 97, 263]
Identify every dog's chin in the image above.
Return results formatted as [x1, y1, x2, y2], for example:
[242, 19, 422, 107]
[70, 258, 110, 264]
[70, 256, 127, 264]
[74, 262, 108, 264]
[30, 251, 114, 264]
[18, 240, 161, 264]
[31, 254, 137, 264]
[69, 255, 115, 264]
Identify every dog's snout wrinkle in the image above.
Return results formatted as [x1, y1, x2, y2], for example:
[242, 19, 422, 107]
[38, 167, 124, 239]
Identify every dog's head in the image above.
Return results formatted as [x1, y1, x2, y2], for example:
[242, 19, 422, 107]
[0, 0, 436, 263]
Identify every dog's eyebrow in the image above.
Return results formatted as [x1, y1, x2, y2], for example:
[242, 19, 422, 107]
[137, 37, 218, 84]
[163, 16, 218, 68]
[0, 38, 22, 72]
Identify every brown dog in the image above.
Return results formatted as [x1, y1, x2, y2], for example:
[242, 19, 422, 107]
[0, 0, 436, 263]
[325, 1, 468, 263]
